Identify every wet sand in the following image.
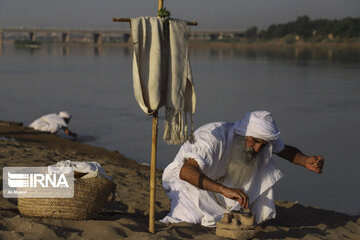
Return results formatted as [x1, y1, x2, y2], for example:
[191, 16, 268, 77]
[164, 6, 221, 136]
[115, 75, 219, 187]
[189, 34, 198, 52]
[0, 121, 359, 239]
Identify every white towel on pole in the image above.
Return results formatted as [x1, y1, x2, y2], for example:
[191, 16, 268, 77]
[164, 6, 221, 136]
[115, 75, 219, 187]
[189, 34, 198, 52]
[130, 16, 196, 145]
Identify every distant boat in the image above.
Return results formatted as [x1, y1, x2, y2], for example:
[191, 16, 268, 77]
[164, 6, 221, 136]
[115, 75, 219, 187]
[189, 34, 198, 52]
[14, 40, 41, 48]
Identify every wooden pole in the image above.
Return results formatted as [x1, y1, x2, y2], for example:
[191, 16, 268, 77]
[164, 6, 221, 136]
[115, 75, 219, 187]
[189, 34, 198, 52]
[158, 0, 164, 11]
[148, 2, 163, 233]
[149, 111, 158, 233]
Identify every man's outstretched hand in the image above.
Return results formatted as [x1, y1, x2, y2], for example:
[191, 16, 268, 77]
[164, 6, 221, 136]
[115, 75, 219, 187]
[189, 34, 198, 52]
[302, 156, 324, 174]
[277, 145, 325, 174]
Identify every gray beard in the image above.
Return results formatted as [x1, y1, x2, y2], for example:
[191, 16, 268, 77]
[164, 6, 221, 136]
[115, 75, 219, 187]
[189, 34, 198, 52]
[224, 135, 259, 187]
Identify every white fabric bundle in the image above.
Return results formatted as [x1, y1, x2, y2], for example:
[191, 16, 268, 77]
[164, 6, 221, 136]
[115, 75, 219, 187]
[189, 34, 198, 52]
[131, 16, 196, 145]
[48, 160, 112, 180]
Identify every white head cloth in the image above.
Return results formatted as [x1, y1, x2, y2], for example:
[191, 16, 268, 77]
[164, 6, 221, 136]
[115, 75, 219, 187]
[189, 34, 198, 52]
[234, 111, 281, 141]
[59, 111, 71, 119]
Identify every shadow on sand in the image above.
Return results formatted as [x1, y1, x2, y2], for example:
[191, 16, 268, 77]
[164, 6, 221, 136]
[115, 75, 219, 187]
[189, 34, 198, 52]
[255, 202, 359, 239]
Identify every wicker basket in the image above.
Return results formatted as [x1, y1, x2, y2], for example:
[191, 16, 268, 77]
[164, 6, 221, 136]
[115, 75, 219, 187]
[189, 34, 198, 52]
[18, 177, 116, 220]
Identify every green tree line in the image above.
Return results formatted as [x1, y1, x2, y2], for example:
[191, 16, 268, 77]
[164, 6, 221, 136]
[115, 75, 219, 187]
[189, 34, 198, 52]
[245, 15, 360, 40]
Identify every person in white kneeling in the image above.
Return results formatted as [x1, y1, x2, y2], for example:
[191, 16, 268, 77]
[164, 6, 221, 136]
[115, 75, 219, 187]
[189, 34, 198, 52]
[29, 111, 77, 137]
[160, 110, 324, 227]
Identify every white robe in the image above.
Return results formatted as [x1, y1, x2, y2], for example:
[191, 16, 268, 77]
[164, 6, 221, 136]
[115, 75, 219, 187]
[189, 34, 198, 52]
[29, 113, 67, 134]
[161, 121, 284, 227]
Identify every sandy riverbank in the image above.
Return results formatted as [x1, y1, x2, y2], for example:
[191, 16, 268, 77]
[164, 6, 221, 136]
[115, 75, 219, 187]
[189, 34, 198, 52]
[0, 121, 359, 239]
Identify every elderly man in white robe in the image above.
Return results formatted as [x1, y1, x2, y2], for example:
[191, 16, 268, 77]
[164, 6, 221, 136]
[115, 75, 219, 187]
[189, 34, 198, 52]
[29, 111, 77, 137]
[161, 110, 324, 227]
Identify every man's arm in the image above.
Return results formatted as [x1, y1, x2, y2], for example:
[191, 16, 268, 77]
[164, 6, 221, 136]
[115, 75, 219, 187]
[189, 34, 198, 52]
[276, 145, 324, 174]
[63, 127, 77, 137]
[179, 158, 249, 208]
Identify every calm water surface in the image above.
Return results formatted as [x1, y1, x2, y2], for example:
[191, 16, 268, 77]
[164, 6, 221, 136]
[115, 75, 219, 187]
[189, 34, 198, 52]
[1, 43, 360, 216]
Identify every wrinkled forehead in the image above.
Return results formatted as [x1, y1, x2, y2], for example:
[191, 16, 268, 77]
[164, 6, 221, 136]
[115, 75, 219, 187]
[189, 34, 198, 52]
[253, 137, 268, 144]
[246, 136, 268, 144]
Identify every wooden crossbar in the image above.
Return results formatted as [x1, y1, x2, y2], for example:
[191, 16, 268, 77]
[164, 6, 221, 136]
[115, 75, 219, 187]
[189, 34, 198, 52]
[112, 17, 198, 26]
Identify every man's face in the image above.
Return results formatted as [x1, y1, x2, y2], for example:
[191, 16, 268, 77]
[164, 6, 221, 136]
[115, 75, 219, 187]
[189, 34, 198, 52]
[245, 136, 268, 153]
[63, 118, 70, 124]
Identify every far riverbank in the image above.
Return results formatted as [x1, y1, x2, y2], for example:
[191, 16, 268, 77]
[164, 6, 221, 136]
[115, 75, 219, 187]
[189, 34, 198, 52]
[3, 38, 360, 49]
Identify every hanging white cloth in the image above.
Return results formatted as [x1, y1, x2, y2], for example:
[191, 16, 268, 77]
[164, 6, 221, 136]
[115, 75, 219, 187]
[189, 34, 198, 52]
[130, 16, 196, 145]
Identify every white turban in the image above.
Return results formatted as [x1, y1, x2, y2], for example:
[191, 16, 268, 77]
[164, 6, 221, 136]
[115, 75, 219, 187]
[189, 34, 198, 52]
[232, 110, 285, 165]
[59, 111, 71, 119]
[234, 111, 281, 141]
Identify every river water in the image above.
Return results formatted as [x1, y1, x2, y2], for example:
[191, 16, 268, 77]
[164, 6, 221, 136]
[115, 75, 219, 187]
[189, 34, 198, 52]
[1, 43, 360, 216]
